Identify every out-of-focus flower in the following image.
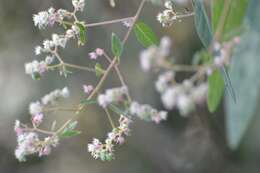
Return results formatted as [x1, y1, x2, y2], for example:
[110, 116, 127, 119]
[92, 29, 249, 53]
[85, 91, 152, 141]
[139, 37, 172, 71]
[83, 85, 93, 94]
[129, 102, 168, 123]
[97, 86, 128, 108]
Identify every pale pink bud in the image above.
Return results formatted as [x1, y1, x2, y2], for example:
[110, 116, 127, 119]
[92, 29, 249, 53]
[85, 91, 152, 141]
[89, 52, 97, 60]
[95, 48, 104, 56]
[83, 85, 93, 94]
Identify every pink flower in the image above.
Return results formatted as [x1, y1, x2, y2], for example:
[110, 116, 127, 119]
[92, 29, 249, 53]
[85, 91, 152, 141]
[14, 120, 23, 136]
[89, 52, 97, 60]
[39, 145, 51, 156]
[83, 85, 93, 94]
[95, 48, 104, 56]
[115, 136, 125, 145]
[32, 113, 44, 126]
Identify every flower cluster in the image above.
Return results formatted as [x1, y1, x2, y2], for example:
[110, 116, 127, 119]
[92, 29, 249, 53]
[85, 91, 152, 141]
[129, 102, 168, 124]
[88, 115, 132, 161]
[25, 60, 48, 80]
[97, 86, 128, 108]
[14, 121, 59, 162]
[33, 7, 71, 29]
[161, 81, 208, 116]
[157, 1, 177, 27]
[26, 0, 87, 80]
[29, 87, 69, 126]
[138, 35, 242, 116]
[140, 36, 171, 71]
[88, 48, 104, 60]
[83, 85, 94, 94]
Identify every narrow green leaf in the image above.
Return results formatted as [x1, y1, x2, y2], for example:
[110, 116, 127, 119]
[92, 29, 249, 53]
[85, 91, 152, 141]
[60, 130, 81, 138]
[192, 0, 213, 48]
[134, 22, 159, 47]
[80, 99, 97, 105]
[111, 33, 123, 60]
[60, 121, 81, 138]
[211, 0, 248, 40]
[76, 22, 86, 46]
[109, 104, 129, 116]
[226, 0, 260, 149]
[95, 63, 104, 77]
[207, 69, 225, 113]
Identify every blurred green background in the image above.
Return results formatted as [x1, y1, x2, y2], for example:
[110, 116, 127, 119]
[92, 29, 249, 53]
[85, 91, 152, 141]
[0, 0, 260, 172]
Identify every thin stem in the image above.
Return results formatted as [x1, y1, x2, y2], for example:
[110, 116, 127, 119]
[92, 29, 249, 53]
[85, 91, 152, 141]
[159, 60, 202, 72]
[104, 108, 116, 129]
[43, 107, 78, 112]
[103, 52, 132, 102]
[64, 63, 96, 73]
[61, 20, 74, 26]
[54, 0, 146, 136]
[84, 17, 134, 28]
[123, 0, 146, 44]
[21, 124, 55, 135]
[214, 0, 232, 41]
[176, 12, 195, 20]
[53, 48, 64, 63]
[48, 63, 96, 73]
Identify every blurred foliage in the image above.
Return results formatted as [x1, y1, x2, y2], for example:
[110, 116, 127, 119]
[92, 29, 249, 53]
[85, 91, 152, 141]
[226, 0, 260, 150]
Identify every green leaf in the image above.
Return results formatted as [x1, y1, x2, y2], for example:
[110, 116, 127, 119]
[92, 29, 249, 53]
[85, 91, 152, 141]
[192, 0, 213, 48]
[76, 22, 86, 46]
[134, 22, 159, 48]
[192, 49, 212, 65]
[226, 0, 260, 149]
[111, 33, 123, 60]
[80, 99, 97, 105]
[95, 63, 104, 77]
[31, 72, 41, 80]
[60, 130, 81, 138]
[211, 0, 248, 40]
[60, 121, 81, 138]
[207, 69, 225, 113]
[109, 104, 129, 116]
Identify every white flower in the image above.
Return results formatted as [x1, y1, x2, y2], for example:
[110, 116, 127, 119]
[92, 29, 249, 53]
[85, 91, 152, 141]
[159, 36, 171, 57]
[182, 79, 193, 91]
[24, 60, 47, 79]
[52, 34, 68, 48]
[33, 11, 49, 29]
[164, 1, 173, 9]
[25, 63, 33, 75]
[15, 147, 26, 162]
[62, 87, 70, 97]
[43, 40, 55, 51]
[72, 0, 85, 12]
[191, 83, 208, 105]
[29, 101, 43, 115]
[66, 29, 76, 38]
[34, 46, 42, 55]
[97, 86, 128, 108]
[83, 85, 93, 94]
[155, 71, 174, 93]
[139, 46, 157, 71]
[98, 94, 109, 108]
[161, 87, 179, 109]
[45, 55, 54, 65]
[41, 87, 70, 105]
[157, 8, 177, 27]
[32, 113, 44, 126]
[129, 101, 168, 123]
[176, 94, 195, 116]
